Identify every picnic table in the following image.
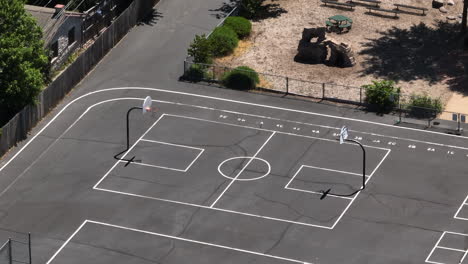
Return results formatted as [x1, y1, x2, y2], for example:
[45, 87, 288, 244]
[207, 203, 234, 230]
[326, 15, 353, 33]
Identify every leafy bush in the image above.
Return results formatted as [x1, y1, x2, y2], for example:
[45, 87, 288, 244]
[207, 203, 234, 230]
[222, 66, 259, 90]
[208, 26, 239, 57]
[188, 34, 213, 64]
[185, 64, 206, 82]
[407, 93, 442, 118]
[363, 80, 400, 113]
[223, 17, 252, 39]
[239, 0, 263, 19]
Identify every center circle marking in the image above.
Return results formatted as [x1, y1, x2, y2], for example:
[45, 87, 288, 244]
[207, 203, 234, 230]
[218, 156, 271, 181]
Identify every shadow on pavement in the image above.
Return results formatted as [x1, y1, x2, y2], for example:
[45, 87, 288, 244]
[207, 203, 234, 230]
[358, 21, 468, 95]
[137, 8, 163, 26]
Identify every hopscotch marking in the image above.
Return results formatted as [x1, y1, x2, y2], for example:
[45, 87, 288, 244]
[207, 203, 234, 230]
[426, 231, 468, 264]
[94, 114, 390, 229]
[124, 139, 204, 172]
[46, 220, 311, 264]
[454, 194, 468, 221]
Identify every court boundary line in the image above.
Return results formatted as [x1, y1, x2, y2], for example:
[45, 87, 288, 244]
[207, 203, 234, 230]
[426, 231, 468, 264]
[127, 139, 205, 172]
[46, 220, 311, 264]
[454, 194, 468, 221]
[284, 165, 371, 200]
[94, 114, 390, 229]
[1, 92, 467, 202]
[2, 86, 467, 176]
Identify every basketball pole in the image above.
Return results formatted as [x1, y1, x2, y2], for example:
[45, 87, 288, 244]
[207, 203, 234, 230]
[114, 106, 142, 162]
[320, 138, 366, 200]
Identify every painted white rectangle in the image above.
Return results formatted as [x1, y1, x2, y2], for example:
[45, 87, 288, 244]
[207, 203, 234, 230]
[46, 220, 309, 264]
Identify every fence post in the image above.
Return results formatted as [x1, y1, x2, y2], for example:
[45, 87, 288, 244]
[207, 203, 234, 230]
[183, 61, 187, 76]
[8, 238, 12, 264]
[286, 77, 289, 95]
[359, 87, 362, 104]
[322, 83, 325, 99]
[212, 65, 215, 80]
[28, 233, 31, 264]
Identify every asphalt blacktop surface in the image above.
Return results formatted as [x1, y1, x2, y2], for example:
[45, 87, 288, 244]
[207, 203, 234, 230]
[1, 0, 468, 264]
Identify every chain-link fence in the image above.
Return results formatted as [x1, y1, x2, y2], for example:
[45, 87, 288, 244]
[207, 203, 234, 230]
[0, 234, 32, 264]
[183, 60, 468, 133]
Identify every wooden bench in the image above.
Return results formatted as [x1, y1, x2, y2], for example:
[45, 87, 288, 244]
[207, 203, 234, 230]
[394, 3, 428, 15]
[367, 7, 399, 18]
[321, 0, 356, 9]
[349, 0, 381, 7]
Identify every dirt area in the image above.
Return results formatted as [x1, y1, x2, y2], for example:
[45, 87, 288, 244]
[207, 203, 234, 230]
[215, 0, 468, 109]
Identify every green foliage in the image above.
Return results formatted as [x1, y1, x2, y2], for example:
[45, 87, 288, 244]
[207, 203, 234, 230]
[222, 66, 259, 90]
[0, 0, 49, 115]
[188, 34, 213, 64]
[239, 0, 263, 19]
[407, 93, 442, 118]
[208, 26, 239, 57]
[223, 16, 252, 39]
[363, 80, 400, 113]
[25, 0, 99, 12]
[185, 64, 206, 82]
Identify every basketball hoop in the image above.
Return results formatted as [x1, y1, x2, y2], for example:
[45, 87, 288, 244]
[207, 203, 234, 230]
[142, 96, 152, 114]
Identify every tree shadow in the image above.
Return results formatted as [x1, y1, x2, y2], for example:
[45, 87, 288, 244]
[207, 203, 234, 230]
[209, 0, 238, 19]
[358, 21, 468, 94]
[249, 0, 288, 21]
[137, 9, 163, 26]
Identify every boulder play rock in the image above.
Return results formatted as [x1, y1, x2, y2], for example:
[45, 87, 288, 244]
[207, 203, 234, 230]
[432, 0, 444, 8]
[295, 28, 356, 68]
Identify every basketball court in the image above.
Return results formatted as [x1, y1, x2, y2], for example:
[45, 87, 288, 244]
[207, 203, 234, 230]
[1, 87, 468, 264]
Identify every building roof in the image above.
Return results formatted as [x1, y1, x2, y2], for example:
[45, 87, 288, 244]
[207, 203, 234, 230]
[24, 4, 83, 29]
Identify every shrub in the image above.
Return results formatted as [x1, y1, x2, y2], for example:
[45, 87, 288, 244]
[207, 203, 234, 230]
[208, 26, 239, 57]
[185, 64, 206, 82]
[223, 16, 252, 39]
[222, 66, 259, 90]
[188, 34, 213, 64]
[407, 93, 442, 118]
[363, 80, 400, 113]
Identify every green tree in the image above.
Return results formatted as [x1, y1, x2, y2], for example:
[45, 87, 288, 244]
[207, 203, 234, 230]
[188, 34, 213, 64]
[25, 0, 100, 12]
[0, 0, 49, 118]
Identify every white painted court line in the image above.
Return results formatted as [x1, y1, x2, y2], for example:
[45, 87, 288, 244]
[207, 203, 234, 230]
[94, 186, 335, 229]
[46, 220, 310, 264]
[2, 86, 467, 186]
[0, 97, 139, 199]
[93, 113, 390, 229]
[454, 194, 468, 221]
[46, 221, 88, 264]
[218, 156, 272, 182]
[210, 132, 276, 208]
[284, 165, 371, 200]
[165, 114, 388, 152]
[330, 148, 391, 229]
[425, 231, 468, 264]
[93, 114, 166, 189]
[92, 115, 338, 229]
[129, 139, 205, 172]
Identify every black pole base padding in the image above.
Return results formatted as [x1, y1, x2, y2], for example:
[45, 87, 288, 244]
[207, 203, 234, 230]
[320, 189, 332, 200]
